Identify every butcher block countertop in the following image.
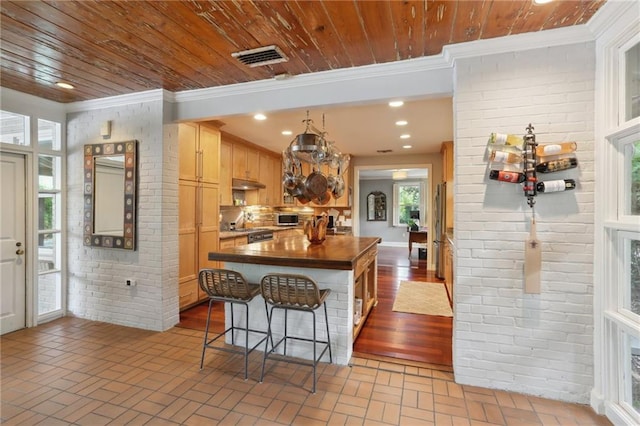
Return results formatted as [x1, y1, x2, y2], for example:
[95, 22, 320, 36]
[209, 235, 380, 270]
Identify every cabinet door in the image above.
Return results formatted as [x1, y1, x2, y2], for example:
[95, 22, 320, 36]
[199, 183, 219, 300]
[220, 141, 233, 205]
[199, 125, 220, 184]
[178, 123, 198, 181]
[246, 148, 260, 181]
[273, 156, 283, 206]
[232, 144, 248, 179]
[259, 153, 276, 205]
[179, 181, 197, 286]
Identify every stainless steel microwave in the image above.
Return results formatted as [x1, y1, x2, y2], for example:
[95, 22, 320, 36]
[276, 213, 299, 226]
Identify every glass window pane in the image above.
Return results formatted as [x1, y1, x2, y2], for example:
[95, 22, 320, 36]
[626, 42, 640, 122]
[630, 239, 640, 316]
[38, 194, 60, 232]
[38, 232, 60, 271]
[38, 272, 62, 315]
[37, 119, 62, 151]
[399, 184, 421, 225]
[39, 155, 62, 191]
[628, 142, 640, 216]
[0, 110, 30, 145]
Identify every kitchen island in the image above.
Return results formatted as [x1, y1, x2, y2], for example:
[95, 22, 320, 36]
[208, 235, 380, 365]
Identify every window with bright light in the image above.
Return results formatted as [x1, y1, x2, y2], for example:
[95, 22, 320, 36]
[37, 129, 63, 315]
[393, 181, 423, 227]
[0, 110, 30, 145]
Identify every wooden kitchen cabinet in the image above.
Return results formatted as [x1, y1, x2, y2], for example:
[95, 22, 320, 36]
[178, 123, 220, 310]
[353, 245, 377, 340]
[259, 152, 280, 206]
[232, 143, 259, 181]
[219, 141, 233, 206]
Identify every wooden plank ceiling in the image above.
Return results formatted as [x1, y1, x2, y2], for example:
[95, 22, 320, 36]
[1, 0, 606, 104]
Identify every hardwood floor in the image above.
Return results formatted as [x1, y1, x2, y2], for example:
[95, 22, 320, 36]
[178, 246, 453, 368]
[353, 246, 452, 367]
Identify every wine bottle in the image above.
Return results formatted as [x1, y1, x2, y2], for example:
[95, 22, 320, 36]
[488, 133, 524, 149]
[536, 179, 576, 193]
[536, 142, 577, 157]
[535, 157, 578, 173]
[489, 170, 525, 183]
[489, 150, 523, 164]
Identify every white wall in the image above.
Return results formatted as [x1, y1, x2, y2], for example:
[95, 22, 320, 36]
[66, 98, 179, 331]
[453, 42, 595, 403]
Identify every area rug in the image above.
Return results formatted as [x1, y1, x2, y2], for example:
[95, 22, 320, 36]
[392, 281, 453, 317]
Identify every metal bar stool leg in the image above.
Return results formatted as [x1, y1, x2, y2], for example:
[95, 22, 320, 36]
[324, 302, 333, 363]
[230, 302, 235, 345]
[243, 301, 249, 380]
[283, 309, 288, 356]
[200, 298, 215, 369]
[312, 310, 317, 393]
[260, 304, 275, 384]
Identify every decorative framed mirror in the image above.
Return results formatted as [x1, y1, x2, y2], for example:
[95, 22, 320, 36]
[367, 191, 386, 221]
[83, 140, 137, 250]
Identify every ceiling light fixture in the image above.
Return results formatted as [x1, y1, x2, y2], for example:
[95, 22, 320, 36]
[402, 145, 412, 149]
[533, 0, 553, 4]
[392, 170, 407, 180]
[395, 120, 408, 126]
[56, 82, 74, 89]
[389, 100, 404, 107]
[281, 130, 292, 136]
[400, 134, 411, 139]
[254, 113, 267, 120]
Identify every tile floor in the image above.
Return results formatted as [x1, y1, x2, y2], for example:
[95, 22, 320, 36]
[1, 317, 611, 425]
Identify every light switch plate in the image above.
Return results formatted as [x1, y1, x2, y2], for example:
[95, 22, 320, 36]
[100, 120, 111, 138]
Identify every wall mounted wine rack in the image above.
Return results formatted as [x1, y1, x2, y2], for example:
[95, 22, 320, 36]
[486, 123, 578, 208]
[522, 124, 537, 208]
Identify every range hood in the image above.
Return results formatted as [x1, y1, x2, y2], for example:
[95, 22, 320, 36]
[232, 178, 266, 190]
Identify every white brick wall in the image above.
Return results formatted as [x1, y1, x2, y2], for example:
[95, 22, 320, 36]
[453, 42, 595, 403]
[66, 100, 179, 331]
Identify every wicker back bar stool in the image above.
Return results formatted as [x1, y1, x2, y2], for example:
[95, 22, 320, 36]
[259, 273, 332, 393]
[198, 268, 269, 380]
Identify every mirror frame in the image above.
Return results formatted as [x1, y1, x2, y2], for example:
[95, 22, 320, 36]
[83, 140, 137, 250]
[367, 191, 387, 221]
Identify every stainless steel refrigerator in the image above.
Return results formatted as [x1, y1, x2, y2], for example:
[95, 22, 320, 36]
[434, 182, 447, 279]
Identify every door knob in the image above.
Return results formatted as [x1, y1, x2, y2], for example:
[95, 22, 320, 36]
[16, 249, 24, 255]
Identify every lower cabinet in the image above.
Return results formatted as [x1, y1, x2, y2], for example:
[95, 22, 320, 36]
[353, 245, 377, 340]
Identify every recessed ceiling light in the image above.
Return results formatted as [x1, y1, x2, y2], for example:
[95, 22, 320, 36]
[254, 113, 267, 120]
[402, 145, 412, 149]
[400, 134, 411, 139]
[533, 0, 553, 4]
[282, 130, 292, 136]
[56, 82, 74, 89]
[389, 100, 404, 107]
[395, 120, 408, 126]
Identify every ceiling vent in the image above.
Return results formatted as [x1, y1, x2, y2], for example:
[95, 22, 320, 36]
[231, 45, 288, 67]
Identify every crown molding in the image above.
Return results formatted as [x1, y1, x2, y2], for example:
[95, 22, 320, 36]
[173, 54, 451, 103]
[443, 24, 594, 64]
[587, 0, 639, 41]
[65, 89, 172, 113]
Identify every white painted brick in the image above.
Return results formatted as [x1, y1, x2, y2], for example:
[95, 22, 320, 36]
[453, 42, 595, 404]
[66, 100, 179, 332]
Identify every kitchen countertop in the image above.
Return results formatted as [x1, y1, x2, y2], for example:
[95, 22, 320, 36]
[209, 235, 380, 270]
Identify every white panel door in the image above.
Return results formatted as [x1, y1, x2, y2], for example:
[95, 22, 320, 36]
[1, 152, 26, 334]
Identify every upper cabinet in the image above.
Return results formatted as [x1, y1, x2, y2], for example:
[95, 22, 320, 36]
[232, 143, 259, 181]
[259, 152, 281, 206]
[179, 123, 220, 184]
[220, 141, 233, 206]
